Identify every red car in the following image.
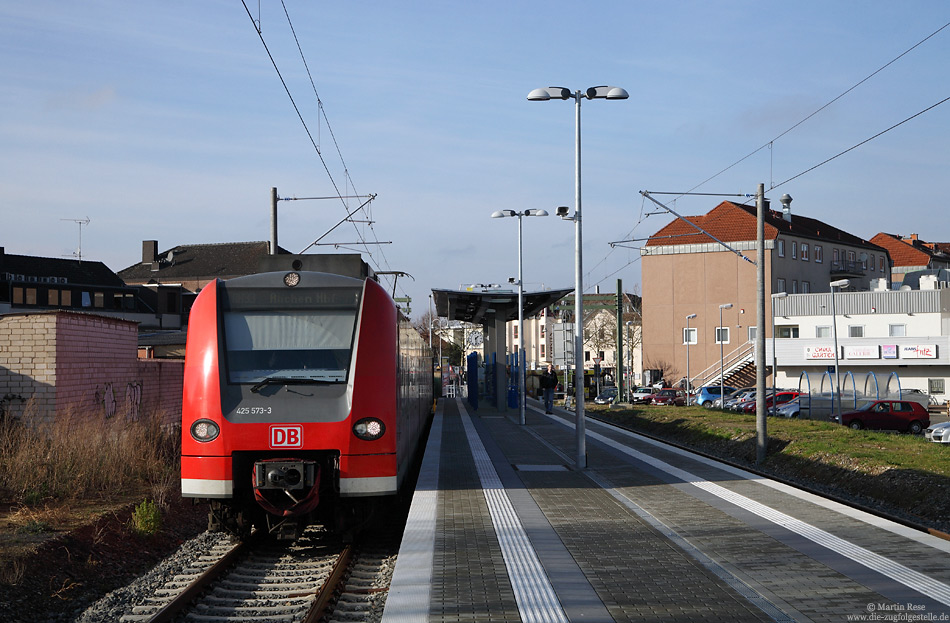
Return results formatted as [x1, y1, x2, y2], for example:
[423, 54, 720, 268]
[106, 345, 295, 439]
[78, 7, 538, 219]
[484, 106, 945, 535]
[741, 391, 801, 414]
[835, 400, 930, 434]
[652, 388, 687, 406]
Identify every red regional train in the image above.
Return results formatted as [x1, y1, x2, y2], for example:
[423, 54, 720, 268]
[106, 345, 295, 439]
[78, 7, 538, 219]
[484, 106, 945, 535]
[181, 268, 433, 539]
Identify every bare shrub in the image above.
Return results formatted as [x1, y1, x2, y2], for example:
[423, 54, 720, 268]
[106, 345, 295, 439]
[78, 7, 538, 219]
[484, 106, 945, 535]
[0, 405, 180, 506]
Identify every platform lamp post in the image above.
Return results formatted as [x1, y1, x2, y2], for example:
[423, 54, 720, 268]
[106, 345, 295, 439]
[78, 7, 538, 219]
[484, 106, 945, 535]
[685, 314, 697, 398]
[527, 85, 628, 469]
[491, 208, 549, 425]
[771, 292, 788, 410]
[830, 278, 850, 421]
[718, 303, 733, 408]
[625, 320, 634, 402]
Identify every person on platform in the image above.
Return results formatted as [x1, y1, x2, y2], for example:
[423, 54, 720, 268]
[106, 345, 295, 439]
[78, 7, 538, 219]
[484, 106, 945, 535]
[540, 364, 559, 414]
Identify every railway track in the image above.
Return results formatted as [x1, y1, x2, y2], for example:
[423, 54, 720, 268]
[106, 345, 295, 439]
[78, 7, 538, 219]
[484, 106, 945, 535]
[119, 528, 352, 623]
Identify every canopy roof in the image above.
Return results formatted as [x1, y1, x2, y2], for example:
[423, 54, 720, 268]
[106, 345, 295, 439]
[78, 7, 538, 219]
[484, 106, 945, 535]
[432, 287, 573, 324]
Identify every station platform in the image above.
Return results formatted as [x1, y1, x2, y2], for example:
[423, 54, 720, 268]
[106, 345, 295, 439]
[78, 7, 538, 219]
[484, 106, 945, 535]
[381, 397, 950, 623]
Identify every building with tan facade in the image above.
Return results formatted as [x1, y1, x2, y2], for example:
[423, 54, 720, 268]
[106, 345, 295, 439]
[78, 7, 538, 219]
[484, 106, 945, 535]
[641, 201, 891, 389]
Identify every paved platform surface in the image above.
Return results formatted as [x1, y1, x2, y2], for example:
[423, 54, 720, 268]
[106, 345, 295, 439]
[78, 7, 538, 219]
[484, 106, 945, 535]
[382, 397, 950, 623]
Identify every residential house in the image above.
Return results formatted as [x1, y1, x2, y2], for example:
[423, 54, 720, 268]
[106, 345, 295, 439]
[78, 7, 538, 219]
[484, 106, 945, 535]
[641, 201, 891, 389]
[869, 233, 950, 286]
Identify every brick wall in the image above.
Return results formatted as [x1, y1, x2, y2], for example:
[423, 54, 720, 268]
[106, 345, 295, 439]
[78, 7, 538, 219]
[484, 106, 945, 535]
[0, 311, 183, 427]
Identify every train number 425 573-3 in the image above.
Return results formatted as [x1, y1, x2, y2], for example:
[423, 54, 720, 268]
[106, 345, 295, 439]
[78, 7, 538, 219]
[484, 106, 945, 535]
[236, 407, 273, 415]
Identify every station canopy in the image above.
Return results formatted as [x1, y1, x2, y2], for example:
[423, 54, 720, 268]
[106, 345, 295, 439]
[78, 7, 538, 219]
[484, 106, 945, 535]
[432, 287, 573, 324]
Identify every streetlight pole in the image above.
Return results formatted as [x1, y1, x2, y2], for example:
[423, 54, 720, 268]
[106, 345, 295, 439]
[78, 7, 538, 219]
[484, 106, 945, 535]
[625, 320, 633, 402]
[719, 303, 733, 408]
[491, 209, 549, 425]
[685, 313, 697, 396]
[771, 292, 788, 410]
[528, 85, 628, 469]
[830, 278, 850, 421]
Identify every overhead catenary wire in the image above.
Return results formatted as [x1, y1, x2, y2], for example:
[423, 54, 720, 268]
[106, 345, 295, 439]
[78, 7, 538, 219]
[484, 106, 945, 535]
[585, 20, 950, 294]
[240, 0, 406, 301]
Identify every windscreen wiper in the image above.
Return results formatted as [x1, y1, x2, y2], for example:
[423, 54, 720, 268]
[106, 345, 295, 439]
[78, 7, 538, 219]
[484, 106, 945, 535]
[249, 376, 339, 393]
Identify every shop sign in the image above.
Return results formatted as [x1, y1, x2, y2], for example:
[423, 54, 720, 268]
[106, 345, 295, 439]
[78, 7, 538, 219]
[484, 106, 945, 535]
[805, 345, 836, 360]
[844, 345, 879, 359]
[901, 344, 937, 359]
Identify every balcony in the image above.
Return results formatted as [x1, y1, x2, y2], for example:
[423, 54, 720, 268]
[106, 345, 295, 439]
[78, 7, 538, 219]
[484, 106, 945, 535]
[830, 259, 866, 279]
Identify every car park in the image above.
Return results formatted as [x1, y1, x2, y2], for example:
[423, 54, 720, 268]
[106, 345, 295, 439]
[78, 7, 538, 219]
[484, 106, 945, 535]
[833, 400, 930, 434]
[694, 385, 736, 408]
[652, 388, 687, 406]
[925, 421, 950, 444]
[629, 386, 657, 404]
[593, 386, 618, 405]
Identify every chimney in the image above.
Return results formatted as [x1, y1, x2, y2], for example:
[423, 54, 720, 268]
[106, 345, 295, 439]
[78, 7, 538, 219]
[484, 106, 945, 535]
[142, 240, 158, 264]
[782, 205, 791, 222]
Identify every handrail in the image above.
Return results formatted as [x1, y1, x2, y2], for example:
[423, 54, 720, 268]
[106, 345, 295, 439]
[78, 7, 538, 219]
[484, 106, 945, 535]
[690, 341, 755, 389]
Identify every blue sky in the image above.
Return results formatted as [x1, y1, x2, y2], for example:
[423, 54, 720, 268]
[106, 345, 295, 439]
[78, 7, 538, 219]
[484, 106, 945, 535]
[2, 2, 948, 318]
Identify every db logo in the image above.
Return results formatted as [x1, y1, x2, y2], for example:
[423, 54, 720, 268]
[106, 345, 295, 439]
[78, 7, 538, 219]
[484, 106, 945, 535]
[270, 425, 303, 448]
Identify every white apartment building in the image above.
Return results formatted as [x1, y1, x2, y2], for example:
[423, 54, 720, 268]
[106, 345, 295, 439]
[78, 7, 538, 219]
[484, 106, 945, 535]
[768, 274, 950, 403]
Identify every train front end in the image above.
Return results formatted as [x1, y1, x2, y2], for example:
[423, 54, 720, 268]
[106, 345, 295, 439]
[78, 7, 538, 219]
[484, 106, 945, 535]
[181, 270, 399, 538]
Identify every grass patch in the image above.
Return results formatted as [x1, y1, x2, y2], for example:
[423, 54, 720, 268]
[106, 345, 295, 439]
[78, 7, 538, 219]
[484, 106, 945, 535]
[589, 403, 950, 531]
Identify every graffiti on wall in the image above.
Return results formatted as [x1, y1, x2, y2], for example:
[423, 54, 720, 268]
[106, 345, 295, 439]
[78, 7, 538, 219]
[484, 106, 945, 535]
[94, 381, 143, 420]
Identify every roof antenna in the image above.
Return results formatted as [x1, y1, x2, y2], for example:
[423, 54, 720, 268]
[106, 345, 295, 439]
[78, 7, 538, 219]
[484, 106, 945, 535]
[61, 217, 91, 264]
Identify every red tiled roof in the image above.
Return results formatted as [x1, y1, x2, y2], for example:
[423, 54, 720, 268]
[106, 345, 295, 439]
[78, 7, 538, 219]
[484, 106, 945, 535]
[869, 233, 950, 268]
[646, 201, 881, 251]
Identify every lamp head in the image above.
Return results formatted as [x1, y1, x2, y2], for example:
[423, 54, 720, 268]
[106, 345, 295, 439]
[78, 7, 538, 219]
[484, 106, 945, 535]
[719, 303, 733, 310]
[491, 210, 516, 219]
[525, 209, 549, 217]
[686, 313, 697, 319]
[830, 279, 850, 288]
[527, 87, 571, 101]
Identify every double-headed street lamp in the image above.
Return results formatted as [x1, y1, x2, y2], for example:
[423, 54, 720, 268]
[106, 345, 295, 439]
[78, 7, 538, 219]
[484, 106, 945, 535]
[830, 278, 850, 420]
[491, 208, 549, 425]
[527, 85, 627, 469]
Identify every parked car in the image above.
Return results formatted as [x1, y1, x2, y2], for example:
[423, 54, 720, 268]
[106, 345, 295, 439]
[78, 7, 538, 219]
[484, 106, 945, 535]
[833, 400, 930, 434]
[694, 385, 736, 408]
[742, 391, 801, 414]
[629, 386, 657, 404]
[652, 388, 687, 406]
[593, 386, 618, 405]
[924, 421, 950, 444]
[726, 389, 759, 411]
[900, 388, 932, 409]
[773, 397, 801, 418]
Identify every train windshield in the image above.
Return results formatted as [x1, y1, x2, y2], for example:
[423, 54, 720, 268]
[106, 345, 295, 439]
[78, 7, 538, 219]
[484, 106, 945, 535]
[220, 286, 362, 385]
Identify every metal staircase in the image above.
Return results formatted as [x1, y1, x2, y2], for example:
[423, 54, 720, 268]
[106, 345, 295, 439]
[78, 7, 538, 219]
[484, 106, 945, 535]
[690, 341, 756, 390]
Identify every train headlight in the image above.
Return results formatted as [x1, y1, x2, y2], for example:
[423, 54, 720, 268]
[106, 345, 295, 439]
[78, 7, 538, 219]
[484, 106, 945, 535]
[191, 419, 220, 442]
[353, 417, 385, 441]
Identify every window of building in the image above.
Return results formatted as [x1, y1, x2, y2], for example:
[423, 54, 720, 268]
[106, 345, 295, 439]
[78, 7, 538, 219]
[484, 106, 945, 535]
[889, 324, 907, 337]
[585, 351, 590, 362]
[513, 325, 518, 339]
[879, 256, 885, 272]
[777, 277, 786, 292]
[816, 326, 831, 338]
[777, 239, 785, 257]
[540, 325, 545, 338]
[748, 326, 757, 342]
[861, 254, 868, 270]
[849, 325, 864, 338]
[12, 287, 24, 305]
[791, 280, 798, 294]
[869, 254, 875, 272]
[62, 290, 72, 306]
[81, 291, 92, 307]
[540, 344, 545, 358]
[848, 250, 856, 263]
[26, 288, 37, 305]
[801, 244, 809, 261]
[777, 326, 799, 338]
[802, 281, 811, 293]
[683, 327, 697, 345]
[48, 289, 59, 306]
[815, 245, 823, 263]
[715, 327, 730, 344]
[791, 241, 798, 259]
[929, 378, 945, 395]
[833, 248, 840, 264]
[94, 292, 105, 308]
